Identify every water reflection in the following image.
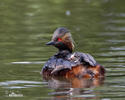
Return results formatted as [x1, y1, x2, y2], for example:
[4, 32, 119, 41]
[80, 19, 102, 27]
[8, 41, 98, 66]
[43, 77, 104, 88]
[42, 76, 104, 99]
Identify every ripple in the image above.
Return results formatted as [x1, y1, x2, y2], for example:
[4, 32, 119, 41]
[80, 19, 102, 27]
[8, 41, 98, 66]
[11, 61, 45, 64]
[0, 80, 42, 86]
[0, 80, 43, 89]
[105, 26, 125, 31]
[110, 46, 125, 51]
[104, 13, 125, 17]
[112, 85, 125, 88]
[99, 51, 125, 57]
[107, 40, 125, 43]
[106, 19, 125, 24]
[73, 94, 95, 98]
[115, 13, 125, 17]
[5, 86, 26, 89]
[100, 32, 125, 36]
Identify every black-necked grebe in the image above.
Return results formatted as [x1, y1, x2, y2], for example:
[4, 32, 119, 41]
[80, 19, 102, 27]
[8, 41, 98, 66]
[41, 27, 105, 79]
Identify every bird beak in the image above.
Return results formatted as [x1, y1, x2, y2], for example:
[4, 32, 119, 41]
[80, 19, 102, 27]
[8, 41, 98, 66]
[46, 41, 55, 45]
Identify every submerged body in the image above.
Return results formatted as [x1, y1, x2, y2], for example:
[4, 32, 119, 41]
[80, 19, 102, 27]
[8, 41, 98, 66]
[41, 27, 105, 79]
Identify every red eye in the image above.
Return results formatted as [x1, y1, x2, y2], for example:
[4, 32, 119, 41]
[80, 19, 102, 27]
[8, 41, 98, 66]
[58, 38, 62, 42]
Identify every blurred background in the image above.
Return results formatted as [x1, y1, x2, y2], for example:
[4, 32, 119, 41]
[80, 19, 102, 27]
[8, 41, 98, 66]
[0, 0, 125, 100]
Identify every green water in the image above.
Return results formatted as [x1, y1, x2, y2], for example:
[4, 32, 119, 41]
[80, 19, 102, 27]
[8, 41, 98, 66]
[0, 0, 125, 100]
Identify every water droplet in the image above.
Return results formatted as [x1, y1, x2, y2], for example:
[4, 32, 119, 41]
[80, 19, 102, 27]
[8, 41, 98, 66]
[65, 10, 71, 16]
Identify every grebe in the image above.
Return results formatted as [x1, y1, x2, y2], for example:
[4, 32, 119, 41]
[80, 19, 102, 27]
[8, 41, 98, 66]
[41, 27, 105, 79]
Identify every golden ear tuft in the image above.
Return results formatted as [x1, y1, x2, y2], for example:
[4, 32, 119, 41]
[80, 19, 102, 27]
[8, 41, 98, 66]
[61, 32, 75, 52]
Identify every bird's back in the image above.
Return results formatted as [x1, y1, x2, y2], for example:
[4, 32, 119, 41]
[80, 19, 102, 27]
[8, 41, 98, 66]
[41, 51, 105, 78]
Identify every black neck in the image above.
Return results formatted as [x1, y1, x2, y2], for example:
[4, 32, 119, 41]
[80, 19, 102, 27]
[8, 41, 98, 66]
[55, 42, 73, 53]
[55, 50, 71, 58]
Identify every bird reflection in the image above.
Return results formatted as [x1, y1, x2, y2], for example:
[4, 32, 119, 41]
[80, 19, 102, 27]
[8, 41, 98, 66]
[42, 76, 104, 100]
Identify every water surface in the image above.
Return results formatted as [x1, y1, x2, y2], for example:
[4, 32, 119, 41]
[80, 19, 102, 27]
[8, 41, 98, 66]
[0, 0, 125, 100]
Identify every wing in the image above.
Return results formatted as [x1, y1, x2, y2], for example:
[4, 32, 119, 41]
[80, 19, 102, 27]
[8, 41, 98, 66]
[42, 56, 72, 75]
[70, 52, 97, 66]
[80, 53, 97, 66]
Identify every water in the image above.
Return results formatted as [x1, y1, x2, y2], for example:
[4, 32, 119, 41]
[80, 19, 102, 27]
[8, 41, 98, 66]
[0, 0, 125, 99]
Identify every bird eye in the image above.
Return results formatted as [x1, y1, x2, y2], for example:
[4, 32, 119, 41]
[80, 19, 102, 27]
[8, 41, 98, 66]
[57, 38, 62, 42]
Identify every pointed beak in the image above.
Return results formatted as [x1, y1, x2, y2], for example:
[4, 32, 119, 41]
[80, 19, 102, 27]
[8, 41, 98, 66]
[46, 41, 55, 45]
